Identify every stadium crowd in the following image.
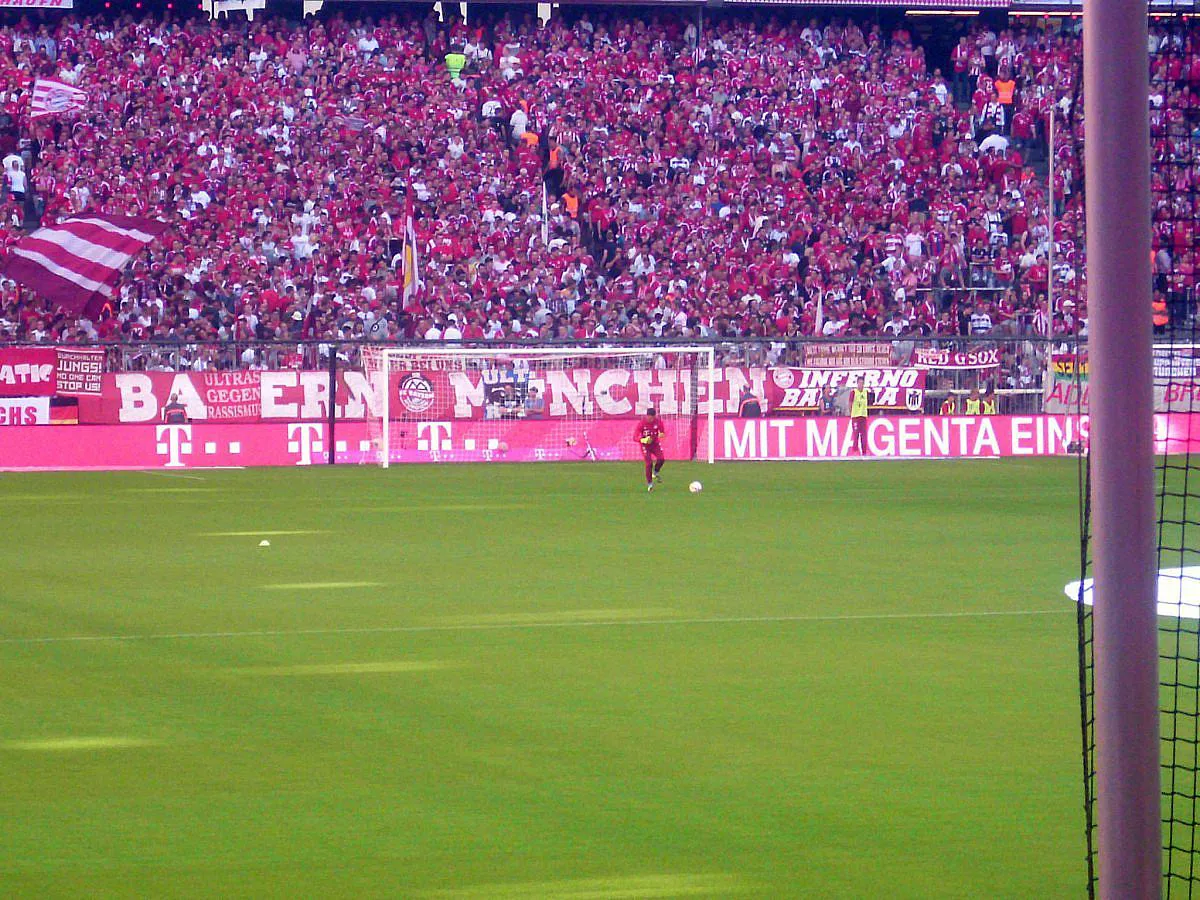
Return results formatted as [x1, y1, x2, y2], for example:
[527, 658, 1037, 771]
[0, 9, 1191, 351]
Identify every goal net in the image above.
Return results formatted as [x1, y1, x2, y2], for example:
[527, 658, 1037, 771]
[361, 346, 716, 467]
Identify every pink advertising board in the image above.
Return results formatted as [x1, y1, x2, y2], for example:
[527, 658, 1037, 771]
[1, 414, 1195, 471]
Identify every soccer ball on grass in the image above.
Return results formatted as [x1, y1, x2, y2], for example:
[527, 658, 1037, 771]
[689, 481, 703, 494]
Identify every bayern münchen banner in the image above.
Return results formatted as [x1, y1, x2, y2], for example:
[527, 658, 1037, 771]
[1, 215, 168, 316]
[76, 365, 933, 424]
[78, 366, 768, 424]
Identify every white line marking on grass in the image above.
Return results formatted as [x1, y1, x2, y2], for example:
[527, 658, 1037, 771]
[0, 608, 1070, 646]
[2, 737, 159, 751]
[262, 582, 384, 591]
[0, 494, 84, 502]
[140, 470, 206, 481]
[200, 530, 331, 537]
[421, 874, 748, 898]
[231, 661, 454, 676]
[351, 504, 531, 513]
[439, 608, 678, 626]
[122, 489, 218, 496]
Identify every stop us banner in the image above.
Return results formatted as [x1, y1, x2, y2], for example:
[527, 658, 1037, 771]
[768, 367, 926, 413]
[54, 348, 105, 396]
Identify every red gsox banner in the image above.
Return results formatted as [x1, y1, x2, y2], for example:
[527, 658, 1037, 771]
[912, 347, 1001, 370]
[768, 367, 926, 413]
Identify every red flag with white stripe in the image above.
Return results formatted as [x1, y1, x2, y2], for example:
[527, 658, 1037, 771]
[1, 214, 168, 315]
[30, 78, 88, 119]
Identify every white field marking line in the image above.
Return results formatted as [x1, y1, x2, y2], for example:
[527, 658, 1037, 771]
[2, 737, 160, 751]
[262, 581, 383, 591]
[348, 504, 531, 512]
[438, 607, 678, 626]
[228, 660, 455, 676]
[420, 873, 747, 899]
[199, 530, 331, 537]
[0, 494, 87, 502]
[0, 608, 1070, 647]
[139, 470, 206, 481]
[123, 487, 218, 494]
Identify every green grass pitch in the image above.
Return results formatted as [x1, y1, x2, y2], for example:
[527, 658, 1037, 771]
[0, 460, 1086, 898]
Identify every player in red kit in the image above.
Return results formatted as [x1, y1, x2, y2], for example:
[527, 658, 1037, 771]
[634, 407, 666, 491]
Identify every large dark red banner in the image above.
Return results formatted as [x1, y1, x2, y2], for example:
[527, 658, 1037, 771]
[0, 347, 57, 397]
[76, 367, 772, 424]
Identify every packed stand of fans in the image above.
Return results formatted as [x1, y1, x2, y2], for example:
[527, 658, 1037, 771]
[0, 10, 1190, 359]
[955, 20, 1199, 334]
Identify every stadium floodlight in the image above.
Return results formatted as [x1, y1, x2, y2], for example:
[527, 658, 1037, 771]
[361, 345, 717, 467]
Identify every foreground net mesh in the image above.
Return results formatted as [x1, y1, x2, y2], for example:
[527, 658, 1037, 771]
[1154, 17, 1200, 897]
[1079, 18, 1200, 896]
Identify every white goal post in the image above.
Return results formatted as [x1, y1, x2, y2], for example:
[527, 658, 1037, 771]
[361, 345, 717, 467]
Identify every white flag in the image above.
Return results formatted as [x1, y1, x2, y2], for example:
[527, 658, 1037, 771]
[30, 78, 88, 120]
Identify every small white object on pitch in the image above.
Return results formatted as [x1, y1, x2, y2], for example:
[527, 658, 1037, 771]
[259, 540, 271, 548]
[1066, 566, 1200, 620]
[689, 481, 703, 494]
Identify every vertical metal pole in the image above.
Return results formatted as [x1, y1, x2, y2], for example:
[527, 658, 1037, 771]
[327, 343, 337, 466]
[1045, 109, 1057, 400]
[1047, 107, 1056, 327]
[1085, 0, 1161, 895]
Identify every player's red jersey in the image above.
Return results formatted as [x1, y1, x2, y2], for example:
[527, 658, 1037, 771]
[634, 417, 666, 450]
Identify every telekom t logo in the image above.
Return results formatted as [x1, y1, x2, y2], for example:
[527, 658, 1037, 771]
[417, 422, 453, 453]
[287, 423, 324, 466]
[155, 424, 193, 468]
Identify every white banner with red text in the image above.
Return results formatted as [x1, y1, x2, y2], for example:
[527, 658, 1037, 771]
[0, 397, 50, 425]
[4, 414, 1198, 471]
[912, 347, 1001, 370]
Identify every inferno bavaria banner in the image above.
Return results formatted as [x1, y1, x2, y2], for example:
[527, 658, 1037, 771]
[768, 367, 926, 413]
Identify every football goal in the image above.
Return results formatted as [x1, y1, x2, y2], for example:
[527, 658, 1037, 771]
[361, 346, 717, 467]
